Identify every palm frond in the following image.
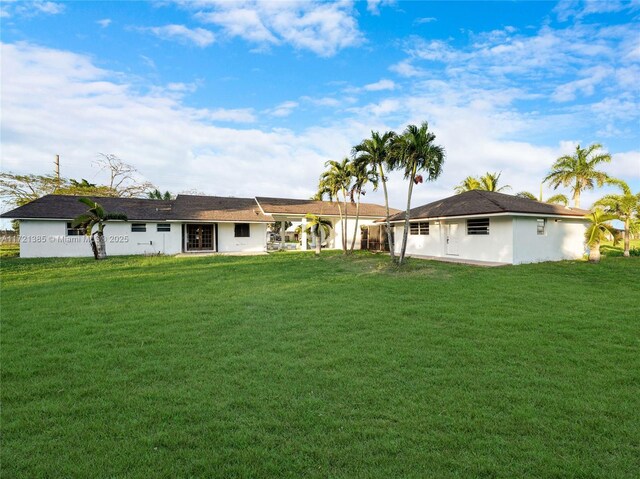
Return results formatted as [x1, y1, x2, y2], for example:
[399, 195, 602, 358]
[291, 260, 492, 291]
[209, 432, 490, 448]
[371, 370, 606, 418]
[546, 194, 569, 205]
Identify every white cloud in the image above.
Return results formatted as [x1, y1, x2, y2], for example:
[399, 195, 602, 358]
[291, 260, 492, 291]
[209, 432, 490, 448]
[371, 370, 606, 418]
[554, 0, 636, 22]
[143, 24, 215, 48]
[1, 40, 638, 218]
[414, 17, 437, 25]
[204, 108, 256, 123]
[301, 96, 342, 107]
[2, 1, 64, 17]
[97, 18, 112, 28]
[181, 1, 363, 57]
[551, 65, 611, 102]
[389, 59, 425, 77]
[605, 151, 640, 179]
[366, 0, 395, 16]
[363, 79, 396, 91]
[269, 101, 299, 117]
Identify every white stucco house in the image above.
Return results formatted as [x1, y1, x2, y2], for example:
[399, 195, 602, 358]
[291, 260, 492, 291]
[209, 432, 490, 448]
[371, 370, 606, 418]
[1, 194, 395, 258]
[381, 190, 590, 265]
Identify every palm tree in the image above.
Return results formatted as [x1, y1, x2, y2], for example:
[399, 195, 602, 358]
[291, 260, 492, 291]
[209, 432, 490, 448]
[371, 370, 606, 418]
[347, 156, 378, 253]
[544, 143, 611, 208]
[72, 198, 127, 260]
[454, 176, 481, 194]
[479, 172, 511, 192]
[584, 210, 620, 263]
[454, 172, 510, 193]
[352, 130, 398, 260]
[393, 122, 445, 265]
[593, 179, 639, 257]
[318, 158, 352, 253]
[516, 191, 570, 205]
[303, 214, 333, 256]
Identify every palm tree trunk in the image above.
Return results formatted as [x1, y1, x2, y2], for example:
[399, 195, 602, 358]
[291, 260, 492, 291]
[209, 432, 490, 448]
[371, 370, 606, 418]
[93, 231, 107, 260]
[573, 183, 581, 208]
[349, 191, 361, 253]
[336, 201, 345, 253]
[399, 165, 416, 265]
[89, 233, 99, 259]
[341, 188, 348, 254]
[624, 218, 630, 257]
[313, 228, 321, 256]
[589, 240, 601, 263]
[378, 163, 395, 260]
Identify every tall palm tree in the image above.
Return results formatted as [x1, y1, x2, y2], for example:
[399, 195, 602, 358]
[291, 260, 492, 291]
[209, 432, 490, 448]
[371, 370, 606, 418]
[544, 143, 611, 208]
[318, 158, 352, 253]
[584, 210, 620, 263]
[303, 214, 332, 256]
[454, 176, 481, 194]
[347, 156, 378, 253]
[72, 198, 127, 260]
[352, 130, 398, 259]
[516, 191, 570, 205]
[593, 179, 639, 257]
[393, 122, 445, 265]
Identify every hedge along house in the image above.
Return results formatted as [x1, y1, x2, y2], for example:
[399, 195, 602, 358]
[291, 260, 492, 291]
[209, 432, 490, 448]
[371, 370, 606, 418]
[383, 190, 590, 265]
[2, 194, 396, 258]
[255, 197, 400, 251]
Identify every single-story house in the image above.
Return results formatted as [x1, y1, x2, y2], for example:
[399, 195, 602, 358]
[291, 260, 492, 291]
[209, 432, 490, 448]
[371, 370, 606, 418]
[1, 194, 396, 258]
[382, 190, 590, 265]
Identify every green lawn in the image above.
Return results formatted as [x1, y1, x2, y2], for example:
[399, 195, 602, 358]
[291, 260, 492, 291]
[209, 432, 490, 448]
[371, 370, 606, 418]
[600, 238, 640, 257]
[1, 252, 639, 478]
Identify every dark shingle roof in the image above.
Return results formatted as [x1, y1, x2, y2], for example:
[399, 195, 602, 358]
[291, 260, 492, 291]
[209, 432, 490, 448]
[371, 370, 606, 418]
[0, 195, 174, 221]
[256, 197, 400, 218]
[386, 190, 590, 222]
[171, 195, 272, 222]
[0, 194, 273, 222]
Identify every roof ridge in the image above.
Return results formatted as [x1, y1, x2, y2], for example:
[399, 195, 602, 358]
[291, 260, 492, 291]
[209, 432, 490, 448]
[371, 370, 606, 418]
[473, 190, 508, 212]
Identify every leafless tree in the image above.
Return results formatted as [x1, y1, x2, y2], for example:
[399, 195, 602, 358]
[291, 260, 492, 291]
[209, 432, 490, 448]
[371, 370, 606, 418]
[93, 153, 156, 198]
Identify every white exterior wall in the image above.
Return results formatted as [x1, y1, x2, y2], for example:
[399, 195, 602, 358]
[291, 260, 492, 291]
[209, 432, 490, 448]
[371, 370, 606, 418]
[395, 221, 443, 257]
[394, 216, 514, 263]
[331, 217, 377, 250]
[393, 215, 588, 264]
[18, 220, 269, 257]
[18, 220, 182, 258]
[215, 222, 267, 253]
[512, 216, 587, 264]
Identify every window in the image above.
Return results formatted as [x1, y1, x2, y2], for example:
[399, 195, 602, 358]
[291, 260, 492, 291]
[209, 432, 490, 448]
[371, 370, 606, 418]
[66, 222, 86, 236]
[467, 218, 489, 235]
[131, 223, 146, 232]
[157, 223, 171, 232]
[410, 222, 429, 235]
[537, 218, 546, 235]
[234, 223, 250, 237]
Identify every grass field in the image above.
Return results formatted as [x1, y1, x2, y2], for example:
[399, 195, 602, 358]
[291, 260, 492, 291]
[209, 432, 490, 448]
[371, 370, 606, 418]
[1, 252, 639, 478]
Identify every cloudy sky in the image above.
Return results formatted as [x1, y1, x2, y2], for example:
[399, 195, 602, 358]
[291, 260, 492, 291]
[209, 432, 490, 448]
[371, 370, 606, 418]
[1, 0, 638, 212]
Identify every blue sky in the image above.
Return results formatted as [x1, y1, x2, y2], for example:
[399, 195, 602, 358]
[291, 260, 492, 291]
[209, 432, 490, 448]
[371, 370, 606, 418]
[1, 0, 639, 211]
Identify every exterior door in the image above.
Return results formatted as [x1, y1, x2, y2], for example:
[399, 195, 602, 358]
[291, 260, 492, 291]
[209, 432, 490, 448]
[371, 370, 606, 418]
[446, 223, 460, 255]
[186, 224, 214, 251]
